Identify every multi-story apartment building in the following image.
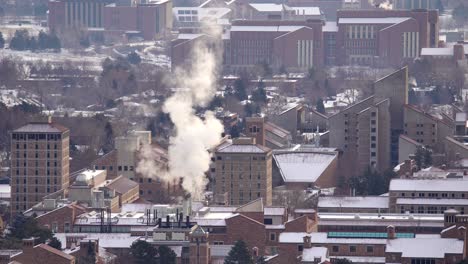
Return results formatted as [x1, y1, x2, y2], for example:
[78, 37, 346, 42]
[328, 96, 391, 176]
[403, 104, 453, 153]
[213, 138, 272, 206]
[10, 119, 70, 216]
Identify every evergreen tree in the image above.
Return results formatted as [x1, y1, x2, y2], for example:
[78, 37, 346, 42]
[230, 124, 240, 138]
[9, 214, 53, 244]
[9, 30, 29, 51]
[251, 81, 267, 104]
[0, 32, 4, 48]
[234, 79, 247, 101]
[224, 240, 254, 264]
[127, 51, 142, 64]
[131, 240, 158, 264]
[316, 98, 326, 114]
[47, 236, 62, 250]
[37, 31, 48, 50]
[158, 245, 176, 264]
[49, 33, 61, 52]
[414, 146, 432, 169]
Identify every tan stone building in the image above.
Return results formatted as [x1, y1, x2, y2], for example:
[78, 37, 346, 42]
[213, 138, 272, 206]
[328, 96, 391, 176]
[10, 120, 70, 216]
[403, 104, 453, 153]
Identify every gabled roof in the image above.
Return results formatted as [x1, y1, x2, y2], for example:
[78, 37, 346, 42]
[236, 198, 264, 213]
[104, 176, 138, 194]
[13, 122, 69, 133]
[36, 244, 75, 261]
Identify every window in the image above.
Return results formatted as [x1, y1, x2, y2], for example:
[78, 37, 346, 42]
[366, 245, 373, 253]
[332, 246, 339, 252]
[349, 245, 356, 253]
[269, 233, 276, 241]
[118, 166, 122, 171]
[297, 245, 303, 252]
[124, 166, 128, 171]
[264, 218, 273, 225]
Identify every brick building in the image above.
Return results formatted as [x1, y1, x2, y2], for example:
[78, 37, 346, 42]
[10, 119, 70, 216]
[228, 19, 324, 72]
[49, 0, 172, 40]
[3, 238, 75, 264]
[334, 9, 439, 66]
[36, 202, 87, 233]
[48, 0, 109, 30]
[103, 0, 173, 40]
[213, 138, 272, 206]
[92, 131, 178, 203]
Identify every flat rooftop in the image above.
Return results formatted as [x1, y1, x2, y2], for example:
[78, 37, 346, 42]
[318, 196, 389, 209]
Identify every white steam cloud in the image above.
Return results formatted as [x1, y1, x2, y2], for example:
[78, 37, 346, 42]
[137, 23, 223, 200]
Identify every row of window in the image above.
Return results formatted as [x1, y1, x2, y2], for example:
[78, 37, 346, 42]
[400, 205, 465, 214]
[15, 143, 59, 149]
[94, 165, 134, 172]
[16, 152, 59, 159]
[14, 169, 59, 176]
[398, 192, 466, 198]
[12, 133, 62, 141]
[15, 178, 59, 184]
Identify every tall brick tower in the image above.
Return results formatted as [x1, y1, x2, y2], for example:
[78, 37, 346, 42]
[10, 118, 70, 216]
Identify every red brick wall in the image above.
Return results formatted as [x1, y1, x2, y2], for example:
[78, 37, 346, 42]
[225, 215, 266, 255]
[12, 245, 75, 264]
[37, 204, 86, 233]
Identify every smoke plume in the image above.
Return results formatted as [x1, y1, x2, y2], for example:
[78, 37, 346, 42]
[137, 23, 223, 200]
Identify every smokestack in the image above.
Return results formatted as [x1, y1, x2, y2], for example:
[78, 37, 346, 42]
[179, 213, 183, 227]
[186, 215, 190, 227]
[158, 218, 162, 227]
[166, 215, 170, 228]
[176, 209, 179, 222]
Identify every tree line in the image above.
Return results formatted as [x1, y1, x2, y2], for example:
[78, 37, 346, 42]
[9, 30, 61, 52]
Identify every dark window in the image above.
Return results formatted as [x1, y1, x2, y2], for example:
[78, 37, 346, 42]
[264, 218, 273, 225]
[332, 246, 339, 252]
[366, 246, 373, 253]
[297, 245, 303, 252]
[349, 245, 356, 252]
[118, 166, 122, 171]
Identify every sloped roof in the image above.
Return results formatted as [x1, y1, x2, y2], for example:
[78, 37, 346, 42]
[36, 244, 75, 261]
[104, 176, 138, 194]
[236, 198, 264, 213]
[13, 122, 68, 133]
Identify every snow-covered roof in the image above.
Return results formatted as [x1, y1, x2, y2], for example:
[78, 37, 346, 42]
[211, 245, 233, 257]
[397, 198, 468, 206]
[318, 196, 389, 209]
[279, 232, 388, 244]
[323, 21, 338, 32]
[54, 233, 138, 249]
[333, 256, 385, 263]
[249, 3, 284, 12]
[386, 237, 463, 258]
[421, 47, 453, 56]
[264, 207, 285, 216]
[338, 17, 410, 24]
[291, 6, 321, 16]
[230, 25, 305, 32]
[0, 184, 11, 199]
[273, 152, 337, 183]
[302, 247, 328, 262]
[216, 141, 270, 153]
[318, 213, 444, 227]
[389, 178, 468, 192]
